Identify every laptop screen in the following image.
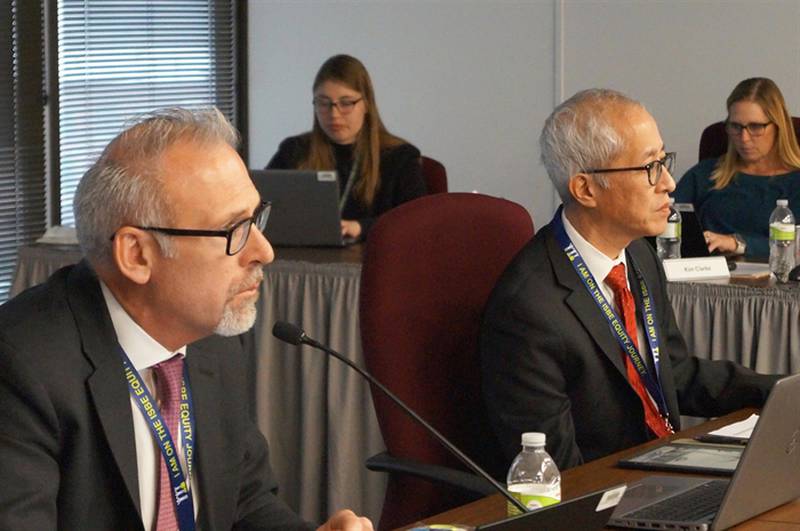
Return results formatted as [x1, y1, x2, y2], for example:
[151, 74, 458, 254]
[674, 202, 710, 258]
[249, 169, 346, 247]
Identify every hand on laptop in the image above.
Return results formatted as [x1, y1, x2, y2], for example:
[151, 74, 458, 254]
[341, 220, 362, 240]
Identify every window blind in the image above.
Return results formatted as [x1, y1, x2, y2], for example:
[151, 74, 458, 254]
[56, 0, 238, 226]
[0, 1, 47, 301]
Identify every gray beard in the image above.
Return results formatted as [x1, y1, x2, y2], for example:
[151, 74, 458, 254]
[213, 297, 258, 336]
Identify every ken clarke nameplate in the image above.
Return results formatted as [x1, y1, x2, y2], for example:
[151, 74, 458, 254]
[662, 256, 730, 282]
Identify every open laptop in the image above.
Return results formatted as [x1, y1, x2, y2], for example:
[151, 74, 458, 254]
[476, 484, 626, 530]
[250, 169, 352, 247]
[610, 373, 800, 530]
[674, 202, 711, 258]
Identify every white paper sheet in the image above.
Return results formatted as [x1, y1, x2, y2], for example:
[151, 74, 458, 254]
[708, 414, 759, 439]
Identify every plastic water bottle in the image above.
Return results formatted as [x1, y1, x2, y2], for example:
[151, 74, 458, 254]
[769, 199, 796, 283]
[657, 198, 682, 260]
[506, 432, 561, 516]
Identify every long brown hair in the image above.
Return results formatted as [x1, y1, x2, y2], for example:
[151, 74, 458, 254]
[298, 54, 404, 207]
[711, 77, 800, 189]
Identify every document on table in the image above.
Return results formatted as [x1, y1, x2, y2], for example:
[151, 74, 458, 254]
[700, 414, 759, 442]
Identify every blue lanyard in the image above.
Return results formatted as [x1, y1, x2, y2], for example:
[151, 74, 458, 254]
[119, 346, 197, 531]
[552, 208, 671, 424]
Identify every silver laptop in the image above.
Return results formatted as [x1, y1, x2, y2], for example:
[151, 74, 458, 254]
[610, 373, 800, 530]
[250, 169, 351, 247]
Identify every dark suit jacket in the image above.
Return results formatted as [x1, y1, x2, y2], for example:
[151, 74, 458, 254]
[266, 134, 427, 237]
[480, 222, 780, 471]
[0, 261, 314, 531]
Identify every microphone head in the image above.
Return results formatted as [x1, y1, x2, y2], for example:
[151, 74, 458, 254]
[272, 321, 306, 345]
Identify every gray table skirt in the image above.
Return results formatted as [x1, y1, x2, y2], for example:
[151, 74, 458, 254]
[667, 281, 800, 374]
[10, 244, 84, 297]
[253, 259, 386, 524]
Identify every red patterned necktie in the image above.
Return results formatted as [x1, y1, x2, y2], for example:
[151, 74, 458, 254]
[153, 355, 185, 531]
[605, 263, 671, 438]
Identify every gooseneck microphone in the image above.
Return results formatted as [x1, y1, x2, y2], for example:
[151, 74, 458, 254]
[272, 320, 528, 514]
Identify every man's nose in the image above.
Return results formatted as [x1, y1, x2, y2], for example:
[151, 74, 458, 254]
[243, 225, 274, 265]
[660, 167, 676, 193]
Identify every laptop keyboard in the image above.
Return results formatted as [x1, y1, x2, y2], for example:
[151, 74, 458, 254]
[627, 480, 727, 522]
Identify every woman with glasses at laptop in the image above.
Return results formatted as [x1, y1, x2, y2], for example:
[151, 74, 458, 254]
[266, 54, 426, 241]
[674, 77, 800, 258]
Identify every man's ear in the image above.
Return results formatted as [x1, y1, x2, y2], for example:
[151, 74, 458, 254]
[111, 227, 157, 285]
[568, 172, 600, 208]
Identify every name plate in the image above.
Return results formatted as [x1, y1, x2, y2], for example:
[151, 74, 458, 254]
[663, 256, 730, 281]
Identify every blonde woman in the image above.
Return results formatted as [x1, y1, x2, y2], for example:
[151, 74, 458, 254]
[674, 77, 800, 257]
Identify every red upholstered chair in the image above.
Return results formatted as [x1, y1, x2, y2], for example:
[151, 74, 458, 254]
[420, 155, 448, 194]
[360, 193, 534, 530]
[698, 116, 800, 162]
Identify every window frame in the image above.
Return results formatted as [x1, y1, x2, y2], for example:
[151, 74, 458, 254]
[45, 0, 249, 226]
[0, 0, 47, 301]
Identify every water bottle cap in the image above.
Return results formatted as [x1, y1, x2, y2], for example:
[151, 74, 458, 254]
[777, 199, 789, 207]
[521, 432, 546, 446]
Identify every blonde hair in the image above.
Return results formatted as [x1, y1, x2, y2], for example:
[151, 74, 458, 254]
[711, 77, 800, 190]
[299, 54, 404, 207]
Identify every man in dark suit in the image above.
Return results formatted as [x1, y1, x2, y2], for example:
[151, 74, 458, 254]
[0, 108, 372, 531]
[480, 89, 781, 471]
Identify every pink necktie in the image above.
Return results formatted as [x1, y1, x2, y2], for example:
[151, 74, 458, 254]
[153, 355, 184, 531]
[605, 263, 671, 438]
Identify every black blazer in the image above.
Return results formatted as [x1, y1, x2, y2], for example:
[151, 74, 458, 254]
[479, 222, 780, 470]
[0, 261, 313, 531]
[266, 134, 427, 237]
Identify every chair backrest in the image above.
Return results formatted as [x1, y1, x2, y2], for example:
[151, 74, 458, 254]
[360, 193, 534, 530]
[698, 116, 800, 161]
[420, 155, 448, 194]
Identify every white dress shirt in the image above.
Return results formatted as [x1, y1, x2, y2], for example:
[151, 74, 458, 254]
[561, 211, 650, 367]
[101, 282, 199, 530]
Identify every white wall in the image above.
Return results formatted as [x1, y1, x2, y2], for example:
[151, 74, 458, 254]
[247, 0, 557, 228]
[247, 0, 800, 230]
[563, 0, 800, 180]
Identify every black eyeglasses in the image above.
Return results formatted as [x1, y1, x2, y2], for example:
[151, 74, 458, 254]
[128, 201, 271, 256]
[312, 97, 363, 115]
[585, 152, 676, 186]
[725, 121, 772, 137]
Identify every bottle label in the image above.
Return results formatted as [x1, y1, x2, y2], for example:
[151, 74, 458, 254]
[507, 491, 560, 516]
[660, 221, 681, 239]
[770, 222, 795, 241]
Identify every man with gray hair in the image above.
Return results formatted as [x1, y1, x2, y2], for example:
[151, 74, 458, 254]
[0, 108, 372, 530]
[479, 89, 780, 471]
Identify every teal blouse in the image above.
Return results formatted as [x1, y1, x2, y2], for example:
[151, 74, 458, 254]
[673, 158, 800, 258]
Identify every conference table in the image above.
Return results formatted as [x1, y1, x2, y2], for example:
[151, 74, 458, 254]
[403, 409, 800, 530]
[8, 243, 800, 525]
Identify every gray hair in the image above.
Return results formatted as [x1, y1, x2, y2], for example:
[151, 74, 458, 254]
[539, 88, 644, 203]
[74, 107, 239, 266]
